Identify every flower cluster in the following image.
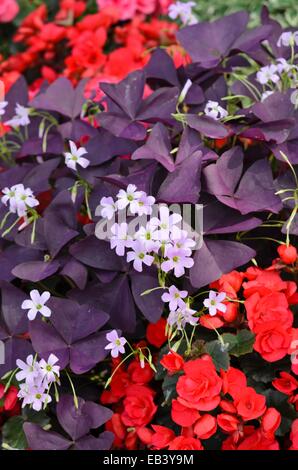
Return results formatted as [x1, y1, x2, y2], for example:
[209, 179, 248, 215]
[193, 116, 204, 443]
[168, 1, 197, 25]
[255, 31, 298, 102]
[16, 354, 60, 412]
[132, 355, 282, 450]
[162, 285, 197, 330]
[244, 266, 297, 364]
[101, 353, 157, 450]
[99, 185, 195, 276]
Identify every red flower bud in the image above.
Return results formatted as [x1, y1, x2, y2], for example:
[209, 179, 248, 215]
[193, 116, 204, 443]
[278, 244, 297, 264]
[223, 302, 238, 322]
[4, 386, 18, 411]
[146, 318, 167, 348]
[160, 350, 184, 374]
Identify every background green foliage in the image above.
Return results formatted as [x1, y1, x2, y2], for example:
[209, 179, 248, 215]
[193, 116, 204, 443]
[191, 0, 298, 27]
[14, 0, 298, 27]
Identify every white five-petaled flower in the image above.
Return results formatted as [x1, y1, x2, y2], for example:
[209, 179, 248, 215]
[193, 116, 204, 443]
[12, 185, 39, 217]
[1, 183, 39, 217]
[39, 354, 60, 384]
[100, 196, 117, 220]
[277, 31, 298, 48]
[5, 103, 31, 127]
[256, 65, 280, 85]
[64, 140, 90, 171]
[21, 290, 51, 321]
[16, 355, 40, 385]
[135, 223, 160, 253]
[110, 222, 132, 256]
[161, 246, 194, 277]
[168, 1, 197, 25]
[276, 57, 292, 74]
[1, 184, 21, 213]
[150, 205, 182, 244]
[105, 330, 127, 358]
[17, 383, 52, 411]
[203, 290, 227, 317]
[126, 240, 154, 272]
[167, 305, 198, 330]
[116, 184, 143, 211]
[129, 191, 155, 216]
[204, 100, 228, 120]
[169, 228, 196, 257]
[161, 285, 188, 311]
[0, 101, 8, 117]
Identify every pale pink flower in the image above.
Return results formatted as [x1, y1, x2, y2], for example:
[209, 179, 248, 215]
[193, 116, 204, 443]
[203, 291, 227, 316]
[64, 140, 89, 171]
[161, 285, 188, 310]
[21, 290, 51, 321]
[161, 247, 194, 277]
[105, 330, 127, 358]
[110, 222, 132, 256]
[116, 184, 142, 211]
[0, 0, 19, 23]
[126, 240, 154, 272]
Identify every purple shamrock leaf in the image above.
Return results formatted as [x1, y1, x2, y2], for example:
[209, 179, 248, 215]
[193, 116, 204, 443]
[4, 76, 28, 120]
[203, 146, 282, 214]
[69, 236, 125, 271]
[98, 70, 179, 140]
[157, 151, 202, 203]
[190, 239, 255, 288]
[29, 297, 109, 373]
[43, 190, 79, 258]
[0, 281, 33, 376]
[177, 12, 271, 68]
[270, 115, 298, 164]
[0, 245, 41, 281]
[145, 48, 180, 87]
[30, 78, 87, 119]
[185, 114, 229, 139]
[24, 395, 113, 450]
[85, 128, 137, 166]
[131, 123, 175, 171]
[12, 260, 60, 282]
[18, 133, 64, 158]
[60, 258, 88, 290]
[100, 161, 157, 195]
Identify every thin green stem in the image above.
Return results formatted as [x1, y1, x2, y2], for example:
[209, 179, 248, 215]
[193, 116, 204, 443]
[65, 370, 79, 409]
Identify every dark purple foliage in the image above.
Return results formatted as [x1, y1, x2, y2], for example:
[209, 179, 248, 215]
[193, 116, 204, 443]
[24, 395, 113, 450]
[29, 297, 110, 373]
